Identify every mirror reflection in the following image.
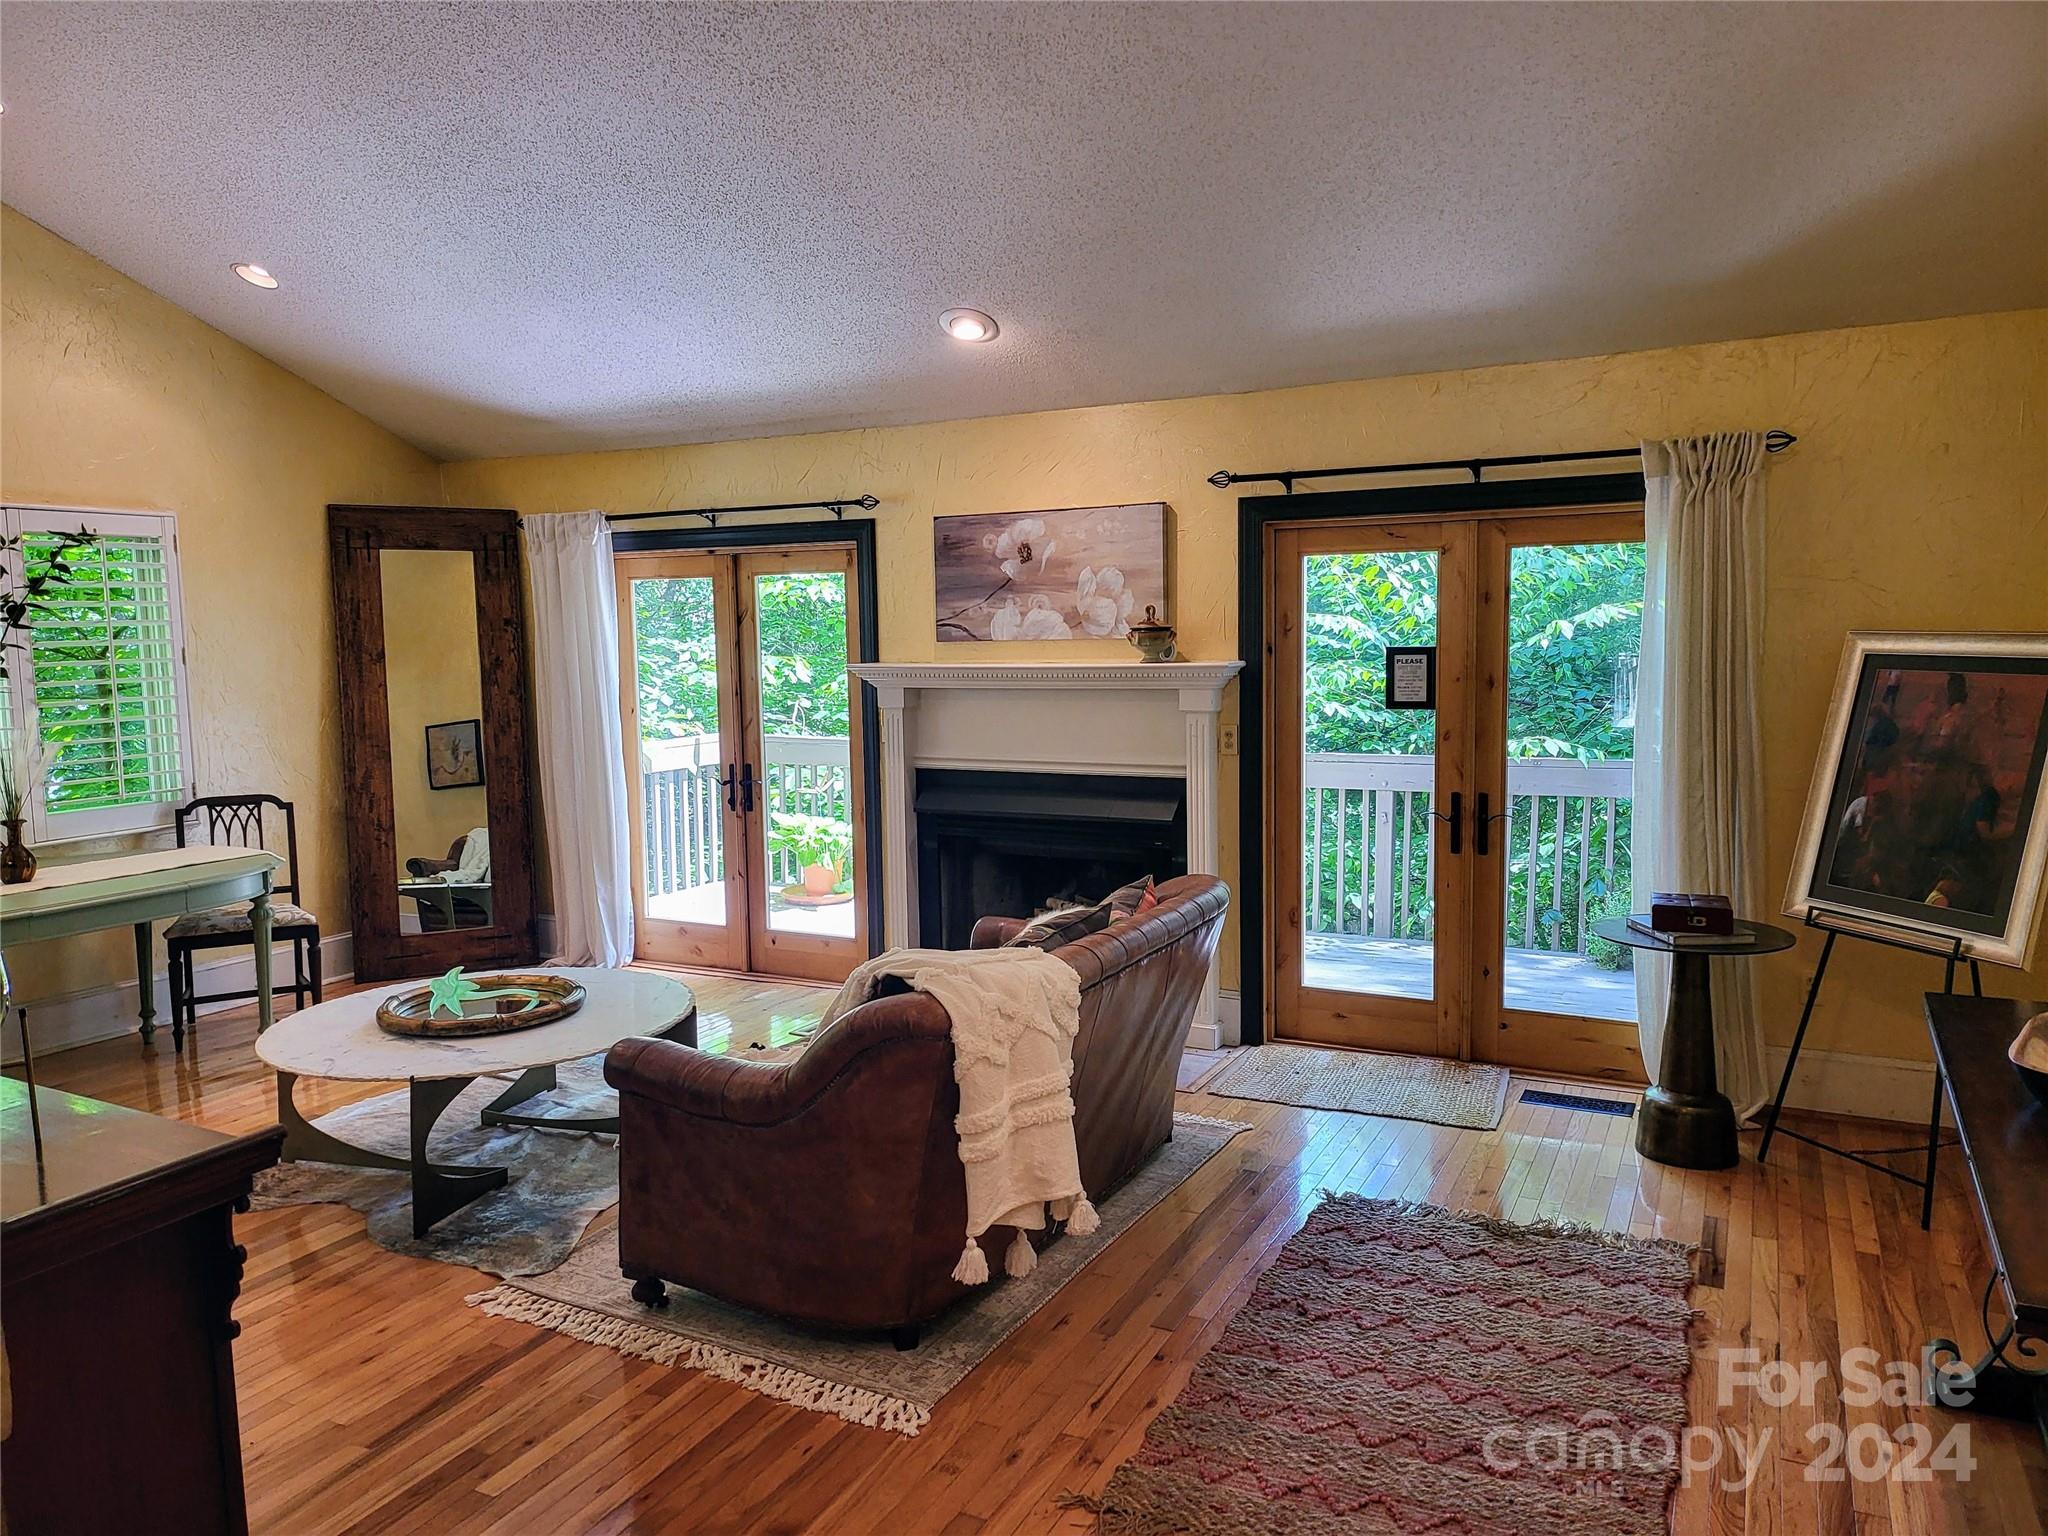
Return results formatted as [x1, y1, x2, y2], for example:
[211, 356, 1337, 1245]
[381, 548, 493, 933]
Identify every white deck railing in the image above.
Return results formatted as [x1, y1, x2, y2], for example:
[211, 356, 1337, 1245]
[642, 740, 1624, 950]
[1304, 753, 1632, 954]
[641, 733, 852, 895]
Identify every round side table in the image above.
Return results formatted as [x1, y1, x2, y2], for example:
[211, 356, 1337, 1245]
[1593, 916, 1796, 1170]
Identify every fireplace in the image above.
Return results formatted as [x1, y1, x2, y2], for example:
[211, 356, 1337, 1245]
[915, 769, 1188, 950]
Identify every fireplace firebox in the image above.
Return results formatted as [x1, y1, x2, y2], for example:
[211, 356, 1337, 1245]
[914, 769, 1187, 950]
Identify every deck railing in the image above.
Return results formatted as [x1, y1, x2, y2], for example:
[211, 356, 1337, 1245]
[1304, 754, 1632, 955]
[640, 733, 852, 896]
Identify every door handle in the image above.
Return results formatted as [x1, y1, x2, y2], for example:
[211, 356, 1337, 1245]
[740, 762, 756, 815]
[1474, 792, 1511, 856]
[719, 764, 738, 813]
[1429, 790, 1463, 855]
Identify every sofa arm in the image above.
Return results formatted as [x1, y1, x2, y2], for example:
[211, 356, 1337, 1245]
[604, 989, 954, 1126]
[970, 915, 1028, 949]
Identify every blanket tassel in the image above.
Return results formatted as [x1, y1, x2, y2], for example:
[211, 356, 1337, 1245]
[1005, 1230, 1037, 1278]
[951, 1237, 989, 1285]
[1066, 1195, 1100, 1236]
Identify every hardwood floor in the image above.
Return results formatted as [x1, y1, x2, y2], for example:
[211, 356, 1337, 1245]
[14, 975, 2045, 1535]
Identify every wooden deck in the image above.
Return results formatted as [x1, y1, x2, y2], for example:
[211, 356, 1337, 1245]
[1305, 933, 1638, 1021]
[10, 976, 2039, 1535]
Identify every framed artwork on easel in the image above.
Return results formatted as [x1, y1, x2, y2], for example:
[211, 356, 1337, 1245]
[1782, 631, 2048, 969]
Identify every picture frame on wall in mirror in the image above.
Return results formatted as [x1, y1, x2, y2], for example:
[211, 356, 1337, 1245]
[425, 717, 485, 790]
[1783, 631, 2048, 967]
[933, 502, 1168, 643]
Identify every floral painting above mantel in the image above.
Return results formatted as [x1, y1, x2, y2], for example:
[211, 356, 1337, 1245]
[933, 502, 1168, 643]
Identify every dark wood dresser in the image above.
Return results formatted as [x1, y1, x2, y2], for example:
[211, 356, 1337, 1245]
[1922, 994, 2048, 1447]
[2, 1078, 281, 1536]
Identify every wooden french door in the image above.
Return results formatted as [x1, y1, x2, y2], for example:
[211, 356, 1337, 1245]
[1270, 519, 1479, 1058]
[1267, 505, 1648, 1080]
[616, 545, 869, 983]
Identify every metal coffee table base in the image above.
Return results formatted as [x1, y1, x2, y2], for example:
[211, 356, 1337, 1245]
[275, 1058, 639, 1235]
[263, 987, 698, 1238]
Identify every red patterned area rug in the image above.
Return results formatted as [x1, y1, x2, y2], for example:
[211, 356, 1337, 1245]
[1082, 1195, 1696, 1535]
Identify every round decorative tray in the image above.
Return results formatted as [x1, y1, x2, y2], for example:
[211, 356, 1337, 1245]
[376, 973, 586, 1038]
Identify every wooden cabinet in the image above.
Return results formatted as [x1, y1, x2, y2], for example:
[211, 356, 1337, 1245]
[2, 1079, 280, 1536]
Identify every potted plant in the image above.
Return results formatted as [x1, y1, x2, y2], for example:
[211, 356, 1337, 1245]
[766, 811, 854, 897]
[0, 736, 48, 884]
[2, 525, 95, 884]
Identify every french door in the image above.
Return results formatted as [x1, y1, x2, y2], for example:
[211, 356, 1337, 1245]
[1267, 505, 1648, 1079]
[616, 545, 868, 983]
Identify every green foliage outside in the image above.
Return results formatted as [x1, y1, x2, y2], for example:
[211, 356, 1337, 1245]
[1303, 543, 1643, 965]
[632, 571, 851, 741]
[633, 572, 854, 896]
[5, 532, 179, 816]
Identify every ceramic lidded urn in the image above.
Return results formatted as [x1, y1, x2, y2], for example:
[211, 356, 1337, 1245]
[1125, 605, 1177, 663]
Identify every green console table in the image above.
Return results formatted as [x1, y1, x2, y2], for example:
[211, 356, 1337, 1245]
[0, 845, 283, 1071]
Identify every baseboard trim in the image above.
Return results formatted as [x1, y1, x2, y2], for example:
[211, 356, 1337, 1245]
[1764, 1042, 1943, 1128]
[3, 931, 356, 1065]
[1184, 989, 1238, 1052]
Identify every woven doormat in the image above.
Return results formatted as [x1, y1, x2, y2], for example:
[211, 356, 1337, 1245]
[1206, 1042, 1509, 1129]
[1082, 1194, 1696, 1535]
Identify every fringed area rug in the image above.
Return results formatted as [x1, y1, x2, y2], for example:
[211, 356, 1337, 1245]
[468, 1112, 1251, 1437]
[1082, 1195, 1696, 1535]
[1206, 1042, 1509, 1129]
[250, 1056, 620, 1277]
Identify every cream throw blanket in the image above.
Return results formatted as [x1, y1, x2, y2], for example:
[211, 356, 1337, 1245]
[821, 946, 1099, 1284]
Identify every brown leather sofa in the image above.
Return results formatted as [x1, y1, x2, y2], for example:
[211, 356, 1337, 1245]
[602, 873, 1228, 1344]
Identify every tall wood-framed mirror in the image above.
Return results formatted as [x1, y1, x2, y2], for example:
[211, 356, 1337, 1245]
[328, 504, 540, 982]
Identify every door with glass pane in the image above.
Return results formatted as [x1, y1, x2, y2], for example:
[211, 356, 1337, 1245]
[617, 545, 867, 982]
[1268, 506, 1645, 1078]
[1472, 512, 1645, 1078]
[618, 553, 748, 971]
[736, 548, 867, 982]
[1269, 520, 1477, 1057]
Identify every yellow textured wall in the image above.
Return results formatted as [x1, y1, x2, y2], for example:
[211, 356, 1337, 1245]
[1, 206, 442, 1002]
[379, 548, 489, 888]
[7, 190, 2039, 1065]
[446, 309, 2048, 1062]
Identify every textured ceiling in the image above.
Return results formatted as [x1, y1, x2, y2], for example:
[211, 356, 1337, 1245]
[3, 2, 2044, 462]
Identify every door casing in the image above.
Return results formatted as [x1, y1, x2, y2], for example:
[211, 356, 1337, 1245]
[1238, 473, 1648, 1076]
[613, 520, 882, 979]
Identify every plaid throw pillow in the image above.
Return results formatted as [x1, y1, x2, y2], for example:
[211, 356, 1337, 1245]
[1002, 903, 1113, 951]
[1105, 874, 1160, 923]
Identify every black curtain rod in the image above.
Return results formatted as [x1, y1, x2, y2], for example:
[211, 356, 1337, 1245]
[1207, 430, 1796, 494]
[606, 494, 879, 528]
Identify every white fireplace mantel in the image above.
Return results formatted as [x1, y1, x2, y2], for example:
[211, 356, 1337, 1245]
[849, 660, 1244, 1045]
[851, 661, 1241, 712]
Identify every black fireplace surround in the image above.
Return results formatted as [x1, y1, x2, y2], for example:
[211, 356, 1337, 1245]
[915, 769, 1188, 950]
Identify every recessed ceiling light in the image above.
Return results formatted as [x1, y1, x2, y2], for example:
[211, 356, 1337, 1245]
[940, 308, 998, 343]
[232, 262, 278, 290]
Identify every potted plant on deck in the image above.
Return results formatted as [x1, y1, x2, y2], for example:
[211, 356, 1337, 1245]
[766, 811, 854, 899]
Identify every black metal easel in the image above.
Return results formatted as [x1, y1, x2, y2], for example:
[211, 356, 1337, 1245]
[1756, 910, 1985, 1231]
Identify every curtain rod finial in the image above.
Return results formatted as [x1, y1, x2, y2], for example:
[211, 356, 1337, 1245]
[1207, 470, 1232, 489]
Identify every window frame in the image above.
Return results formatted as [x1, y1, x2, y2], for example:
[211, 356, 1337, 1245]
[2, 503, 194, 844]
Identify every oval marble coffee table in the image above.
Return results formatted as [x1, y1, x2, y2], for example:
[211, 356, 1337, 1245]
[256, 968, 695, 1236]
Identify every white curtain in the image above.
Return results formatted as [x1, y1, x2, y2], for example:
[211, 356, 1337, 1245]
[1633, 434, 1770, 1118]
[522, 512, 634, 967]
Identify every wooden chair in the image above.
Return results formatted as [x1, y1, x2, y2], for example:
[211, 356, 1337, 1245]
[166, 794, 322, 1051]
